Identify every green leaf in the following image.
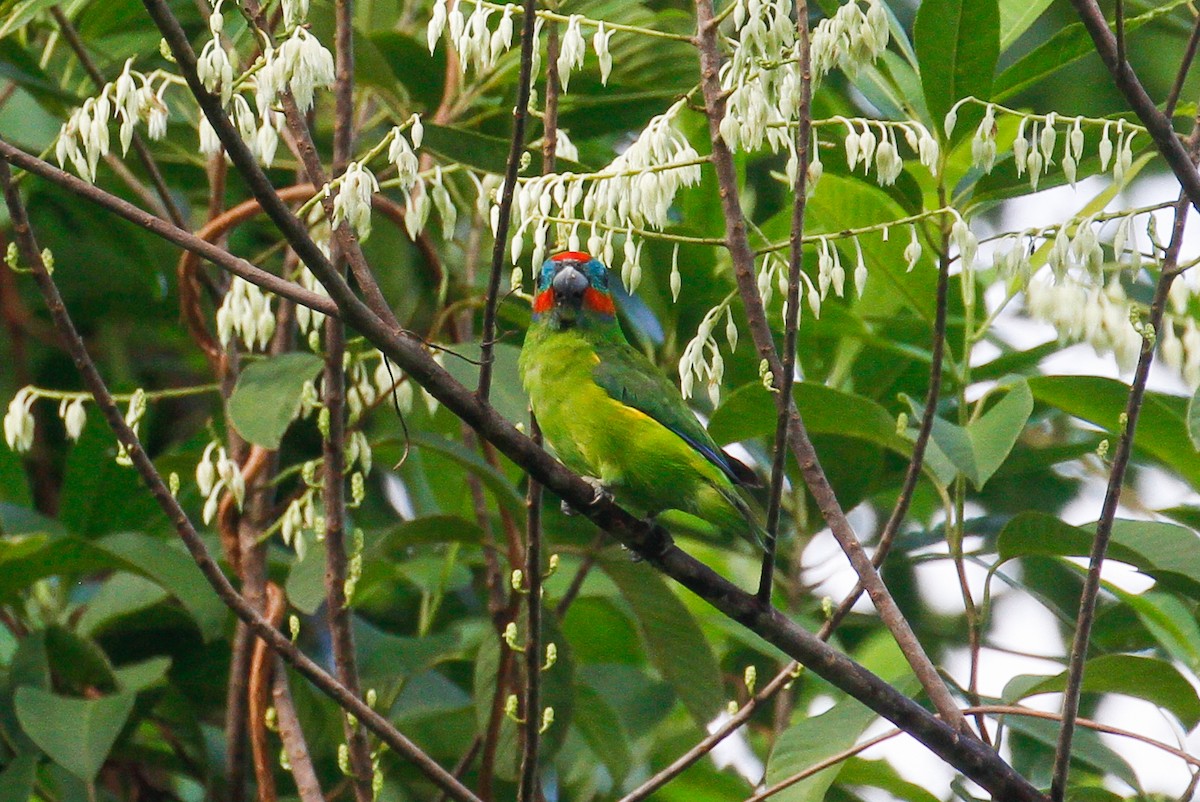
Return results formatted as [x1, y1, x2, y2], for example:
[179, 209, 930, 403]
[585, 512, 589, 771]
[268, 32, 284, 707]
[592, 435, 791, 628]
[1006, 654, 1200, 729]
[837, 758, 942, 802]
[0, 752, 38, 802]
[927, 380, 1032, 489]
[15, 687, 136, 782]
[1030, 375, 1200, 487]
[913, 0, 999, 131]
[1000, 713, 1139, 789]
[993, 0, 1191, 100]
[403, 433, 525, 514]
[998, 0, 1054, 50]
[1187, 382, 1200, 450]
[1119, 589, 1200, 671]
[98, 533, 228, 641]
[44, 625, 117, 694]
[226, 353, 324, 448]
[114, 657, 172, 692]
[602, 557, 723, 727]
[996, 512, 1200, 599]
[709, 381, 907, 453]
[767, 683, 911, 802]
[573, 682, 632, 783]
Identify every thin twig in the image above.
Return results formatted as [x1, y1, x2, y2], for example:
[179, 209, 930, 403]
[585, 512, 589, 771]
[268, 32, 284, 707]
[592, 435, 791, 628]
[477, 0, 537, 400]
[758, 0, 811, 604]
[1166, 14, 1200, 120]
[0, 141, 336, 315]
[272, 657, 327, 802]
[249, 583, 287, 802]
[323, 2, 375, 799]
[49, 5, 186, 229]
[691, 0, 966, 733]
[518, 419, 544, 802]
[1050, 185, 1193, 801]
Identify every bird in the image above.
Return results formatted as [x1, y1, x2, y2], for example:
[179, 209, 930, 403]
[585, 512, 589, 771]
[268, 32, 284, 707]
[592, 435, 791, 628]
[518, 250, 764, 548]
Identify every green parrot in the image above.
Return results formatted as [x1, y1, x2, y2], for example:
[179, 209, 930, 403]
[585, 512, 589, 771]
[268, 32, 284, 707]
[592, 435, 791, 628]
[518, 250, 764, 547]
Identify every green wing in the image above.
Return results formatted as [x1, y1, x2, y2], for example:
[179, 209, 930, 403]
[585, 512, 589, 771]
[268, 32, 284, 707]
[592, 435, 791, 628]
[591, 340, 749, 485]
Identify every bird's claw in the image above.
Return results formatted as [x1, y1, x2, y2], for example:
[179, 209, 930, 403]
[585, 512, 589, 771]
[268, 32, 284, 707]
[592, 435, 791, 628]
[582, 476, 613, 506]
[561, 477, 611, 516]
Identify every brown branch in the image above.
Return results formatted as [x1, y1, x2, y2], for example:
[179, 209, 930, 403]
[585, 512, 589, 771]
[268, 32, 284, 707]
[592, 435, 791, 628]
[1051, 184, 1194, 801]
[692, 0, 966, 732]
[250, 583, 287, 802]
[758, 0, 812, 604]
[1068, 0, 1200, 213]
[272, 657, 327, 802]
[49, 5, 187, 229]
[517, 416, 544, 802]
[0, 141, 336, 316]
[477, 0, 537, 400]
[321, 2, 375, 799]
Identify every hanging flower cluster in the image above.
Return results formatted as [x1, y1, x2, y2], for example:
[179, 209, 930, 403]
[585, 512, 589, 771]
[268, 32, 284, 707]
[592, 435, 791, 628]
[216, 277, 277, 351]
[834, 117, 939, 186]
[196, 440, 246, 524]
[809, 0, 890, 80]
[427, 1, 615, 87]
[502, 100, 701, 290]
[55, 60, 173, 182]
[679, 299, 737, 404]
[949, 100, 1144, 192]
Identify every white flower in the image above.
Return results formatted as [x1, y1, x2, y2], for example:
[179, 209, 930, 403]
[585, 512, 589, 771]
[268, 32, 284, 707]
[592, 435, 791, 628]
[332, 162, 380, 239]
[274, 27, 335, 113]
[282, 0, 310, 27]
[146, 87, 169, 141]
[557, 15, 586, 91]
[593, 21, 614, 85]
[388, 129, 420, 189]
[554, 128, 579, 162]
[197, 37, 234, 104]
[199, 116, 222, 156]
[59, 398, 87, 441]
[428, 0, 448, 53]
[3, 388, 35, 453]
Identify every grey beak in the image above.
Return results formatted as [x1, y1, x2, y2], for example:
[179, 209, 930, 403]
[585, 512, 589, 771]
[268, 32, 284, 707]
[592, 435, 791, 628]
[552, 264, 589, 305]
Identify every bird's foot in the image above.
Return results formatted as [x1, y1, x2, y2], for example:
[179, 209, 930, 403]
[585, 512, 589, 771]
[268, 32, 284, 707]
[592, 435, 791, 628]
[582, 476, 613, 506]
[560, 476, 611, 516]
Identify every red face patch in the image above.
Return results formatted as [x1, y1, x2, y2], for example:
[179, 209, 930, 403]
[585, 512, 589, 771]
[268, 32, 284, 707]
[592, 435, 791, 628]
[551, 251, 593, 263]
[583, 287, 615, 315]
[533, 289, 554, 314]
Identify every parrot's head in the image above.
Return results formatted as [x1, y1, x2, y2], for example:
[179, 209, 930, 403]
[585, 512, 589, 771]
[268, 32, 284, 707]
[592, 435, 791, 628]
[532, 251, 615, 329]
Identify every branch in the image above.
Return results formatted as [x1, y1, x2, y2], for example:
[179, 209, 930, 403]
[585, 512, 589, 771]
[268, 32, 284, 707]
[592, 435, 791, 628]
[0, 158, 484, 802]
[1050, 186, 1193, 801]
[1069, 0, 1200, 212]
[1166, 13, 1200, 119]
[477, 0, 537, 400]
[249, 583, 287, 802]
[321, 2, 375, 799]
[0, 141, 335, 316]
[691, 0, 966, 732]
[272, 658, 327, 802]
[758, 0, 812, 604]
